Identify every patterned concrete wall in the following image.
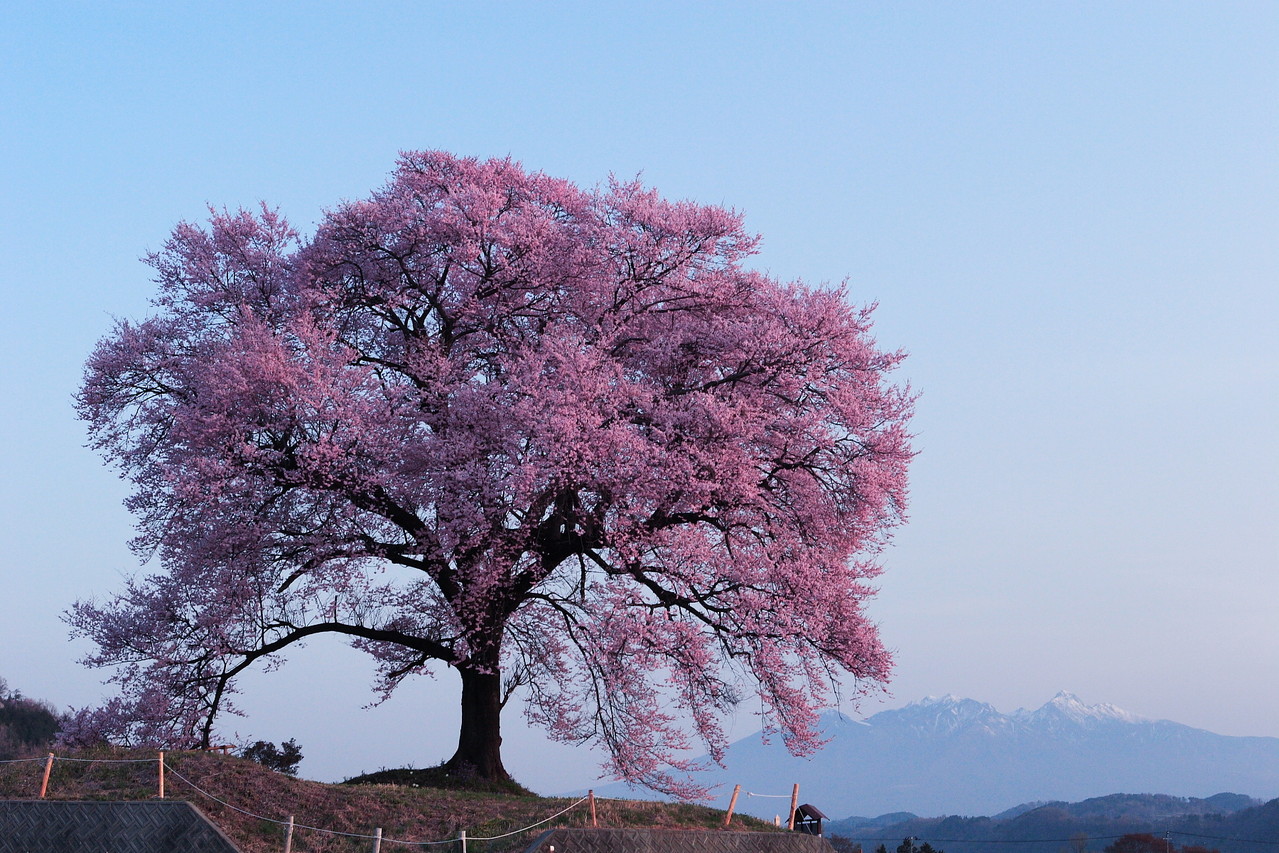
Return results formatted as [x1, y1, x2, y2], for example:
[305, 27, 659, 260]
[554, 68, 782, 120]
[0, 800, 242, 853]
[523, 827, 835, 853]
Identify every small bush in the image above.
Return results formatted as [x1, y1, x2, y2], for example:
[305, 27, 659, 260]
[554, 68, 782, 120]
[240, 739, 303, 775]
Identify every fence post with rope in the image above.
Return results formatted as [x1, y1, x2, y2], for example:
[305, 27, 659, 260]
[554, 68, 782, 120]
[724, 784, 741, 826]
[158, 758, 594, 850]
[39, 753, 54, 798]
[5, 759, 1272, 853]
[741, 785, 803, 831]
[8, 753, 169, 802]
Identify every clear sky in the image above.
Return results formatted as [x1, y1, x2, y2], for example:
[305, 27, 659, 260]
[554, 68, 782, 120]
[1, 2, 1275, 796]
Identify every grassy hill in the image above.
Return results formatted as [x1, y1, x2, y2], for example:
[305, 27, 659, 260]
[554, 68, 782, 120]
[0, 747, 776, 852]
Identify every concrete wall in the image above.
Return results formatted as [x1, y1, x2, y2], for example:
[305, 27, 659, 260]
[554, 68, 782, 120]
[524, 827, 836, 853]
[0, 801, 242, 853]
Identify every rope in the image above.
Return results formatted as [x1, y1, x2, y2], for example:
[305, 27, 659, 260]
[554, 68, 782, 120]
[163, 765, 391, 841]
[165, 763, 589, 846]
[32, 757, 1273, 849]
[50, 756, 158, 764]
[455, 796, 590, 843]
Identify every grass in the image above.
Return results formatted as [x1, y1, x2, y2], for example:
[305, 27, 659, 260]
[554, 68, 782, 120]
[344, 764, 535, 796]
[0, 748, 778, 853]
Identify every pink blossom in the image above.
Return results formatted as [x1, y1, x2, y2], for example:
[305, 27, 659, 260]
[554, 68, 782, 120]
[73, 151, 913, 795]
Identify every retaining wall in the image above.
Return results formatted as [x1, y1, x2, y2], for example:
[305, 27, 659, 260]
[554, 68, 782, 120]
[523, 827, 835, 853]
[0, 800, 242, 853]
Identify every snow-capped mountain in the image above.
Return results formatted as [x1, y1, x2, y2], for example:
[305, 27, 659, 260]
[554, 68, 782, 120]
[591, 692, 1279, 819]
[878, 691, 1144, 739]
[1011, 691, 1145, 734]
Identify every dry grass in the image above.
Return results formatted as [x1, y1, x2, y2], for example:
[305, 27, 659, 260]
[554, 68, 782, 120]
[0, 748, 777, 853]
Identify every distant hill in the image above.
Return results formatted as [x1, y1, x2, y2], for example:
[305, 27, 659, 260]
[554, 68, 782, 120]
[827, 792, 1278, 853]
[593, 692, 1279, 818]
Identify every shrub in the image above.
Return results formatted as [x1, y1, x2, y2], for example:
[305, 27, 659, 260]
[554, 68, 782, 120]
[239, 739, 303, 775]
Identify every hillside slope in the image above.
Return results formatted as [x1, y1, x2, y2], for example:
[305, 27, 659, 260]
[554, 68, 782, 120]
[0, 749, 773, 853]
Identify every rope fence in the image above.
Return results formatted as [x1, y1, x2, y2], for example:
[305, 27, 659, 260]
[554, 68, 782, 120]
[2, 751, 597, 851]
[164, 762, 590, 848]
[5, 755, 1277, 851]
[725, 782, 802, 830]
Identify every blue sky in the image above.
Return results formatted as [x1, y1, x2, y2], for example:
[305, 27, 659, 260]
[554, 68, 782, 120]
[1, 2, 1275, 795]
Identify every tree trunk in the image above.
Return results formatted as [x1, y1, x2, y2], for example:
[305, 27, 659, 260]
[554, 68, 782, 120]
[444, 667, 510, 782]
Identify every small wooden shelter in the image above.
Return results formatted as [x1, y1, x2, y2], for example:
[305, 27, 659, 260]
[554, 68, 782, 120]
[792, 803, 829, 836]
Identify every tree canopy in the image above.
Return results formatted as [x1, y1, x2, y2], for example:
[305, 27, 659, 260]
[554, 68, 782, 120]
[69, 151, 913, 795]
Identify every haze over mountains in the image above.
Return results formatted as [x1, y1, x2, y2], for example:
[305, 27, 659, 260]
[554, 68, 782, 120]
[596, 692, 1279, 819]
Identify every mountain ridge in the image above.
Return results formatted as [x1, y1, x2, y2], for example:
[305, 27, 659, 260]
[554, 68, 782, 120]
[590, 692, 1279, 818]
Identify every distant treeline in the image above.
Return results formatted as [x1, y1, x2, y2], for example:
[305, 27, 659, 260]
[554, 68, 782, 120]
[0, 677, 60, 759]
[829, 793, 1279, 853]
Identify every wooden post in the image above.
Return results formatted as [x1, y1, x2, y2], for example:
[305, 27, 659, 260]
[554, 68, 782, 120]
[158, 751, 165, 799]
[589, 789, 598, 827]
[787, 783, 799, 831]
[460, 829, 467, 853]
[284, 816, 295, 853]
[724, 784, 741, 826]
[372, 827, 382, 853]
[39, 753, 54, 798]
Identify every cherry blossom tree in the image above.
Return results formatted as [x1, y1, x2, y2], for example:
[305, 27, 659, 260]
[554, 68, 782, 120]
[71, 151, 913, 795]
